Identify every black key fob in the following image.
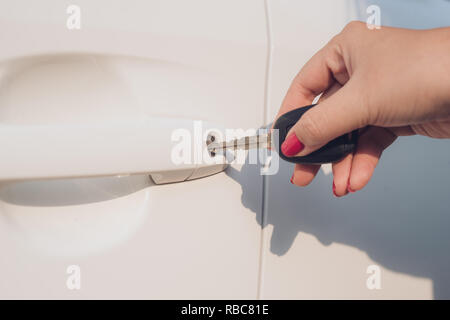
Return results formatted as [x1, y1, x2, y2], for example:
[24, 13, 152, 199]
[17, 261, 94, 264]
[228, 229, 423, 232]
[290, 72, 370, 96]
[273, 104, 358, 164]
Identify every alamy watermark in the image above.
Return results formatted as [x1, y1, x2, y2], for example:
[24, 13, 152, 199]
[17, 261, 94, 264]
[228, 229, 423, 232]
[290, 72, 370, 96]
[66, 265, 81, 290]
[170, 121, 279, 175]
[66, 5, 81, 30]
[366, 264, 381, 290]
[366, 5, 381, 30]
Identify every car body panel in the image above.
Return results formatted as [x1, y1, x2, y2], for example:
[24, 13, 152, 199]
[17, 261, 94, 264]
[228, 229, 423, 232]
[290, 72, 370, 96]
[261, 0, 450, 299]
[0, 0, 267, 299]
[1, 0, 450, 299]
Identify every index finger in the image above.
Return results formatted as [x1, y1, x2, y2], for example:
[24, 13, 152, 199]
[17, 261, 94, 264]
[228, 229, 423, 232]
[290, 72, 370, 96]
[274, 42, 344, 121]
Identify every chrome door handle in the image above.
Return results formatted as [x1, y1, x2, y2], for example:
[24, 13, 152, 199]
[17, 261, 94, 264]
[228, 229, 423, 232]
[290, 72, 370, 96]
[0, 117, 226, 184]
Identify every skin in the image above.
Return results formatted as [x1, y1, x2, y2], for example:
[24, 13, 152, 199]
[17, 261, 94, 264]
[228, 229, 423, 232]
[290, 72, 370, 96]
[275, 21, 450, 196]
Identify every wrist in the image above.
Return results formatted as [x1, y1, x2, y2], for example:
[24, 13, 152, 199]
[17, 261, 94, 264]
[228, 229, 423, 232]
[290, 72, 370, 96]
[421, 27, 450, 109]
[433, 28, 450, 104]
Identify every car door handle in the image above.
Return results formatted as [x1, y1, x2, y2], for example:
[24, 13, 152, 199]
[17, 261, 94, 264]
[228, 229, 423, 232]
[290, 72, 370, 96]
[0, 117, 226, 184]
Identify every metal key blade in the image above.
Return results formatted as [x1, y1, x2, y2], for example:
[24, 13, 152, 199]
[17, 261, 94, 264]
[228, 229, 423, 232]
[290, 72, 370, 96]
[207, 132, 271, 154]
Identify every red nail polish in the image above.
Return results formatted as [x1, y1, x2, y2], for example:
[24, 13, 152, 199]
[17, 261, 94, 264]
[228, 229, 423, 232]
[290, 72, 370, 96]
[290, 174, 294, 184]
[281, 133, 304, 157]
[332, 181, 339, 197]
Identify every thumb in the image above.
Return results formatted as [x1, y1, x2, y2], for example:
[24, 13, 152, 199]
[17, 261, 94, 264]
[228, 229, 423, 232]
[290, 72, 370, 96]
[281, 82, 368, 157]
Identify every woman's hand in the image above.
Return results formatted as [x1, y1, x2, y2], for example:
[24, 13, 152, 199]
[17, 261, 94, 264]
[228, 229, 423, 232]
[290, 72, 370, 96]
[276, 21, 450, 196]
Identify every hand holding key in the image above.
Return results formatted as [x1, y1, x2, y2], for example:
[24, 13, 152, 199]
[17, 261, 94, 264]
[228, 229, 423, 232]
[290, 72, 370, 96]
[275, 21, 450, 196]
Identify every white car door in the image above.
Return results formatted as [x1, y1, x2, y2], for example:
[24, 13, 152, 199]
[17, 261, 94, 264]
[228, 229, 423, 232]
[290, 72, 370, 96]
[261, 0, 450, 299]
[0, 0, 267, 299]
[2, 0, 450, 300]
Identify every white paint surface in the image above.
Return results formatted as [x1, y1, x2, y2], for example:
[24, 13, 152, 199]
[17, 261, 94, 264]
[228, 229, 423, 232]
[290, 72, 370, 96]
[0, 0, 266, 299]
[1, 0, 450, 299]
[261, 0, 450, 299]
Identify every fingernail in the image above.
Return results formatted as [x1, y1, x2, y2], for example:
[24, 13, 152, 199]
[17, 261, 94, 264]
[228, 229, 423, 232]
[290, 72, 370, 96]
[281, 133, 304, 157]
[332, 181, 339, 197]
[290, 174, 294, 184]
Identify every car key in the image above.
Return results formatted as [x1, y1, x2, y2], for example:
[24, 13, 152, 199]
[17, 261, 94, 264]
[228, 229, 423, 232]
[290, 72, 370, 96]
[207, 104, 358, 165]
